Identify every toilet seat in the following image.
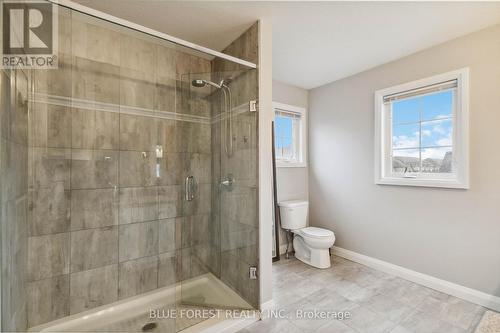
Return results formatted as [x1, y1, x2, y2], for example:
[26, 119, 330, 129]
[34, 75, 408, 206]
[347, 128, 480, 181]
[299, 227, 334, 239]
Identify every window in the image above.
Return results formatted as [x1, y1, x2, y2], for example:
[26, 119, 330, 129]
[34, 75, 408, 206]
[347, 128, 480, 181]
[374, 68, 469, 188]
[273, 102, 306, 167]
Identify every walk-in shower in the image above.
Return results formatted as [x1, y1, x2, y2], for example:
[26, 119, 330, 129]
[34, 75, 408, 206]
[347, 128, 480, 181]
[0, 2, 259, 332]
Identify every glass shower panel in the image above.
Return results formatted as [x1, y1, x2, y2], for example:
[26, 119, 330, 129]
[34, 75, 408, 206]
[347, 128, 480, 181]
[24, 8, 178, 332]
[179, 67, 259, 312]
[1, 67, 30, 332]
[1, 2, 258, 332]
[26, 7, 74, 331]
[116, 24, 178, 333]
[175, 71, 213, 310]
[217, 68, 259, 309]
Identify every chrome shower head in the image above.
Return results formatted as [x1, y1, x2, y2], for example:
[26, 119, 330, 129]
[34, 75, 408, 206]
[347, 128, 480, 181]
[191, 79, 206, 88]
[191, 79, 223, 89]
[191, 79, 222, 89]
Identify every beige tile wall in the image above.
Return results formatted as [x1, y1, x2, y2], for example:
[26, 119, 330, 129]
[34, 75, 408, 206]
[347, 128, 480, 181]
[3, 8, 260, 330]
[1, 68, 30, 332]
[25, 11, 213, 328]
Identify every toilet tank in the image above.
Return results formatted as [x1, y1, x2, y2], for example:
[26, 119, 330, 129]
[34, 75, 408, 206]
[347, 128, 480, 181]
[278, 200, 308, 230]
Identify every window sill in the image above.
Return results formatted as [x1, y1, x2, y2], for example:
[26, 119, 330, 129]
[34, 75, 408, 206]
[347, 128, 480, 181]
[375, 177, 469, 189]
[277, 162, 307, 168]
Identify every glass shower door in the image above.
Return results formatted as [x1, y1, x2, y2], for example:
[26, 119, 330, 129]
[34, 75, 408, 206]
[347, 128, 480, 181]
[178, 67, 259, 313]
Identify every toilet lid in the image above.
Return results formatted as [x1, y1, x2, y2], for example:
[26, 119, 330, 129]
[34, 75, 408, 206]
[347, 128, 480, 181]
[300, 227, 334, 238]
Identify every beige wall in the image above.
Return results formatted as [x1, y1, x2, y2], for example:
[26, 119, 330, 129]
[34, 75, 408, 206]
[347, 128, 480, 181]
[309, 24, 500, 297]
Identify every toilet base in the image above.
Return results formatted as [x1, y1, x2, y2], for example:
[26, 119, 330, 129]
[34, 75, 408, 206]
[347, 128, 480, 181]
[293, 236, 331, 269]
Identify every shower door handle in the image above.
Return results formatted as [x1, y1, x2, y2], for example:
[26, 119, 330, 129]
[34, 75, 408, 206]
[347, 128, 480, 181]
[185, 176, 195, 201]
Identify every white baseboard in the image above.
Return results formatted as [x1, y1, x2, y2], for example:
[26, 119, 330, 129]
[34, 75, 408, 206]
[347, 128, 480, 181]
[332, 246, 500, 312]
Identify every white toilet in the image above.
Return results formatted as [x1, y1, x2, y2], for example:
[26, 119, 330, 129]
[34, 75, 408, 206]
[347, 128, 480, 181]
[279, 200, 335, 269]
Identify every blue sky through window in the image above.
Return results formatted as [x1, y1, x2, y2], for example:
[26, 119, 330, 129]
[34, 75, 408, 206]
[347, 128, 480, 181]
[275, 115, 293, 148]
[392, 90, 453, 155]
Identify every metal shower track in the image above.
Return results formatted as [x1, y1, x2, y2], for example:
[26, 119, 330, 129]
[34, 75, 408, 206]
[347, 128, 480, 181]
[47, 0, 258, 69]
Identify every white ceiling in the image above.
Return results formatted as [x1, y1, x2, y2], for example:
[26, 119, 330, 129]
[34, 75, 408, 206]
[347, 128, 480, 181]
[74, 1, 500, 89]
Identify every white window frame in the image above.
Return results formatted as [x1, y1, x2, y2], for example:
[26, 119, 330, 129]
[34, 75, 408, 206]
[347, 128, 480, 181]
[374, 68, 469, 189]
[273, 102, 307, 168]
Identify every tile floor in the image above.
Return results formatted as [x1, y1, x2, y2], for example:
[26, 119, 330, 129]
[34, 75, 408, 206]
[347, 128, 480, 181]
[238, 255, 488, 333]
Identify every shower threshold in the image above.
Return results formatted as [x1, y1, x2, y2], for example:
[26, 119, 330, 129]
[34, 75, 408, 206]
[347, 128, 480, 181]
[29, 273, 259, 333]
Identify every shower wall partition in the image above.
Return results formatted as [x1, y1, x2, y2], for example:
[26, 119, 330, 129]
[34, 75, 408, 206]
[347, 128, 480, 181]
[0, 4, 259, 332]
[212, 24, 259, 307]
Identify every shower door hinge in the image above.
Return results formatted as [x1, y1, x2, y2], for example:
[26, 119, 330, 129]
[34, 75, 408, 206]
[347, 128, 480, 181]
[249, 100, 258, 112]
[249, 266, 258, 279]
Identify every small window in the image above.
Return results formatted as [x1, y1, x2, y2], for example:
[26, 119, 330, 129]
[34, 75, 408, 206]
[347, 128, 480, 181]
[374, 68, 469, 188]
[273, 102, 306, 167]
